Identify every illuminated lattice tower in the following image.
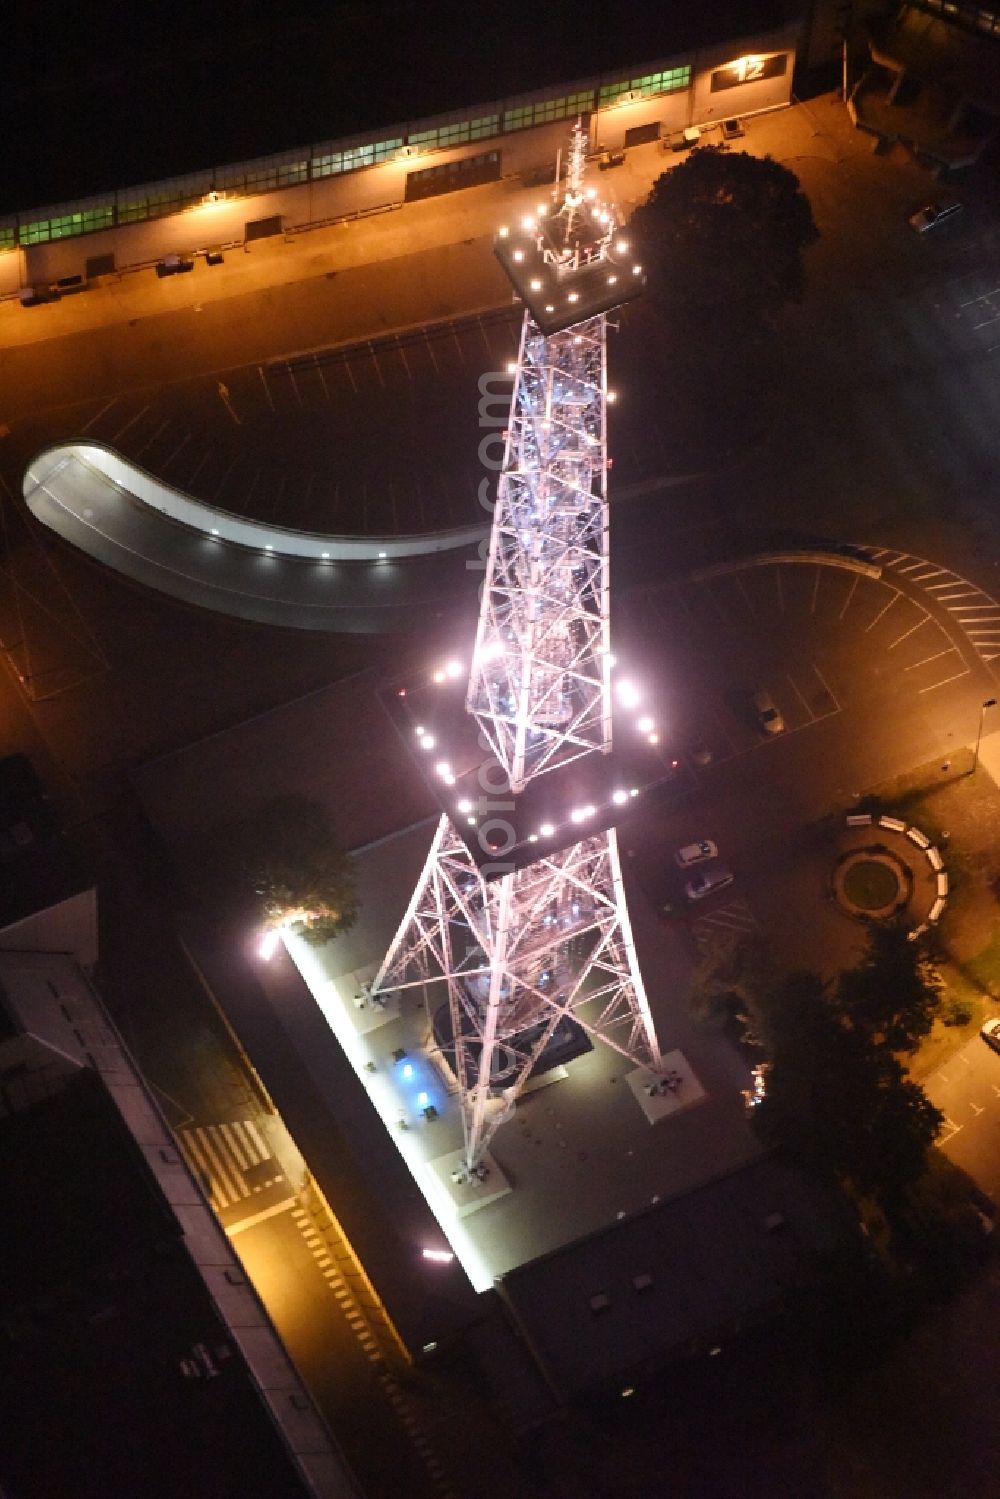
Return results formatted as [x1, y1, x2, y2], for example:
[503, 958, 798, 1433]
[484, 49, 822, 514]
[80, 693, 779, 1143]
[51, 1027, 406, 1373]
[372, 123, 660, 1175]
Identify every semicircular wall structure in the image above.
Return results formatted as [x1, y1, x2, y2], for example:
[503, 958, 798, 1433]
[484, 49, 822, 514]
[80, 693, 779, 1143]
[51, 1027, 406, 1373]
[23, 443, 487, 633]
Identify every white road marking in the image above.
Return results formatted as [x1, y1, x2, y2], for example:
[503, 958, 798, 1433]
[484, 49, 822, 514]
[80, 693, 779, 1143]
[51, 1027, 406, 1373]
[918, 668, 972, 693]
[887, 615, 933, 650]
[865, 592, 902, 631]
[812, 662, 841, 710]
[787, 673, 813, 714]
[904, 647, 958, 671]
[228, 1197, 298, 1236]
[839, 573, 860, 620]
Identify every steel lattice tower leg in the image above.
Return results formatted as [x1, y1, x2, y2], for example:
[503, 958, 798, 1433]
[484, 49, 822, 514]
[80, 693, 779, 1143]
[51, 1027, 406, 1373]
[372, 123, 658, 1175]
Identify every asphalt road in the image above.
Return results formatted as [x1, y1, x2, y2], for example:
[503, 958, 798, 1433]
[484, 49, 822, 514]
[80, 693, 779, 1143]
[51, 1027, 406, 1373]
[925, 1033, 1000, 1208]
[233, 1201, 442, 1499]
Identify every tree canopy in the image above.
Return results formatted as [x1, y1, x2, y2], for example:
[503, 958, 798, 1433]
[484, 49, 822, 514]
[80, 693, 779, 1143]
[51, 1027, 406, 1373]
[628, 145, 819, 334]
[751, 970, 943, 1203]
[836, 921, 942, 1054]
[693, 924, 945, 1206]
[195, 793, 358, 945]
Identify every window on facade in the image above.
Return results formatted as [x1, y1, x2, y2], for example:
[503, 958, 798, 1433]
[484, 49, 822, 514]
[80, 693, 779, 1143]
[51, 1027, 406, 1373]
[311, 138, 402, 178]
[19, 204, 114, 244]
[503, 91, 594, 132]
[408, 115, 500, 151]
[0, 225, 15, 251]
[598, 66, 690, 106]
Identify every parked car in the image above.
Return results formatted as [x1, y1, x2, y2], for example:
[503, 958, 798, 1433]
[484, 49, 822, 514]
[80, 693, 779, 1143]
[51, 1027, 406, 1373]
[685, 866, 734, 902]
[752, 689, 784, 735]
[674, 839, 718, 868]
[907, 200, 963, 234]
[981, 1017, 1000, 1056]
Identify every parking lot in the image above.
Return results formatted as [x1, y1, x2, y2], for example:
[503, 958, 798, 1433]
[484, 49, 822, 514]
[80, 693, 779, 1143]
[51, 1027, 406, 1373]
[59, 308, 524, 536]
[615, 547, 1000, 972]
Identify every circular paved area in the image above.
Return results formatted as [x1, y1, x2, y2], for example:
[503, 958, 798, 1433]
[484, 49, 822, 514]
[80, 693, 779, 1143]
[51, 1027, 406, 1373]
[833, 847, 909, 918]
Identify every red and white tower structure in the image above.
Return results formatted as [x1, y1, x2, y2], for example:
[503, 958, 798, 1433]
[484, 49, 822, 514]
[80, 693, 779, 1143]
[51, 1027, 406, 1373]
[371, 123, 660, 1178]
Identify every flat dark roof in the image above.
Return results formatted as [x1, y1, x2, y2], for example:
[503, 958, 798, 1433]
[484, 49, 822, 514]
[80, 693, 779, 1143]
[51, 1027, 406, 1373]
[0, 754, 88, 929]
[0, 1068, 312, 1499]
[1, 0, 800, 211]
[500, 1155, 856, 1396]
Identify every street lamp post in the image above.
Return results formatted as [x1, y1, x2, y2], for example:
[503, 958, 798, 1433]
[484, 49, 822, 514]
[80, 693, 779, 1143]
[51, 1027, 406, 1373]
[972, 697, 997, 774]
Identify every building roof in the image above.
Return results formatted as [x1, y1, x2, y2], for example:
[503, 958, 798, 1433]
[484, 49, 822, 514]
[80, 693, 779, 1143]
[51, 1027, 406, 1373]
[499, 1154, 857, 1398]
[0, 754, 88, 930]
[1, 0, 801, 211]
[0, 1067, 314, 1499]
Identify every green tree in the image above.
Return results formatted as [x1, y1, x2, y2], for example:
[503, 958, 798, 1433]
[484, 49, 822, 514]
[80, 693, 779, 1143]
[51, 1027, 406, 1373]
[835, 922, 941, 1054]
[618, 146, 818, 464]
[197, 793, 358, 944]
[752, 970, 943, 1203]
[628, 145, 819, 335]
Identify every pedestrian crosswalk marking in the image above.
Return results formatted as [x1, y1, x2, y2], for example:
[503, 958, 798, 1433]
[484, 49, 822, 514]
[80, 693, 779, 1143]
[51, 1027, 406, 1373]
[177, 1119, 283, 1212]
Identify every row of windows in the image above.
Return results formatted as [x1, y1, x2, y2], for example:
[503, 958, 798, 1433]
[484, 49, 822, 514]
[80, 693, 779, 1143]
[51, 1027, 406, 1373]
[408, 115, 500, 149]
[19, 204, 115, 245]
[117, 171, 215, 225]
[217, 157, 310, 193]
[504, 91, 595, 132]
[312, 137, 404, 178]
[3, 58, 748, 248]
[598, 66, 691, 105]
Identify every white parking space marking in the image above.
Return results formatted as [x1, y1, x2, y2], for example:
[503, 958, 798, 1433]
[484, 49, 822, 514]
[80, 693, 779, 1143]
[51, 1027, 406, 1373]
[812, 662, 841, 712]
[904, 647, 959, 672]
[865, 592, 902, 631]
[839, 573, 860, 620]
[887, 615, 933, 650]
[918, 669, 973, 693]
[787, 674, 812, 714]
[854, 546, 1000, 670]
